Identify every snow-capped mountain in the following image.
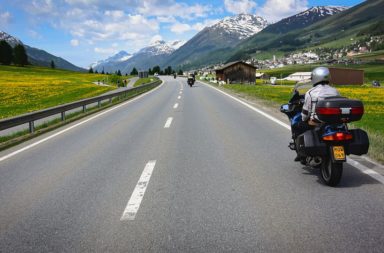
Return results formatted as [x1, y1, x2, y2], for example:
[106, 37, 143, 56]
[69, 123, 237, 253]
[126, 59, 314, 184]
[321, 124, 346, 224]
[91, 51, 133, 69]
[0, 31, 23, 47]
[211, 14, 268, 40]
[229, 6, 349, 62]
[267, 6, 347, 34]
[0, 31, 84, 71]
[164, 14, 268, 69]
[298, 6, 347, 17]
[91, 40, 185, 73]
[137, 40, 185, 56]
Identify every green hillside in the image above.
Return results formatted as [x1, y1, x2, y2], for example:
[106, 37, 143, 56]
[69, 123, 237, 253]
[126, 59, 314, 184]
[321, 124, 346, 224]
[229, 0, 384, 61]
[0, 65, 115, 119]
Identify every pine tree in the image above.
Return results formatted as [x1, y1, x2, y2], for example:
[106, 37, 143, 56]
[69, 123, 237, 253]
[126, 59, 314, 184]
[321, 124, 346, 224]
[117, 69, 122, 76]
[89, 67, 94, 73]
[50, 60, 55, 69]
[178, 69, 183, 75]
[130, 67, 138, 75]
[152, 65, 161, 75]
[13, 44, 28, 66]
[0, 40, 13, 65]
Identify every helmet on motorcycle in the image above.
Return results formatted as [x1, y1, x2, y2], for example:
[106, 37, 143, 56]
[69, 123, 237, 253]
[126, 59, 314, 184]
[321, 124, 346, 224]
[311, 67, 330, 86]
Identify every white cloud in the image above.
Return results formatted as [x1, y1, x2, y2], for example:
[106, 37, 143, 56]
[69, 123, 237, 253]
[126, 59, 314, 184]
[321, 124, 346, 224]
[169, 18, 220, 34]
[137, 0, 212, 20]
[258, 0, 308, 22]
[28, 30, 42, 39]
[70, 39, 80, 46]
[192, 19, 221, 31]
[150, 34, 163, 44]
[170, 23, 192, 34]
[224, 0, 257, 14]
[156, 16, 177, 23]
[0, 11, 12, 27]
[105, 10, 124, 19]
[94, 47, 117, 54]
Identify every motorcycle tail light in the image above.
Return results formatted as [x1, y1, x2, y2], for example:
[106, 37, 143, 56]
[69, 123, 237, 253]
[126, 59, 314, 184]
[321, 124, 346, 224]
[316, 107, 340, 115]
[322, 132, 353, 141]
[351, 107, 364, 115]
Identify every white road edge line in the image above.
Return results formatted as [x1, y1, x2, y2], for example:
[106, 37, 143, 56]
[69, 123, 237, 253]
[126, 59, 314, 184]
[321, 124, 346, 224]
[121, 160, 157, 221]
[164, 117, 173, 128]
[173, 103, 179, 109]
[202, 82, 384, 185]
[0, 82, 164, 163]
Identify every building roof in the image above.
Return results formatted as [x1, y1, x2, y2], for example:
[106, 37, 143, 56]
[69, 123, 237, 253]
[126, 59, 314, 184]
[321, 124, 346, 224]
[215, 61, 257, 71]
[289, 72, 312, 76]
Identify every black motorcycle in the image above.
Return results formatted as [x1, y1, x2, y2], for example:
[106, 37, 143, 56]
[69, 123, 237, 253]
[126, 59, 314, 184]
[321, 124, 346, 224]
[280, 84, 369, 186]
[187, 75, 195, 87]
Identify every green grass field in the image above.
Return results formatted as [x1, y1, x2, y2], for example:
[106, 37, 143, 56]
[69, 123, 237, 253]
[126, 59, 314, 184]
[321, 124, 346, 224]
[261, 63, 384, 83]
[133, 77, 158, 87]
[0, 65, 115, 119]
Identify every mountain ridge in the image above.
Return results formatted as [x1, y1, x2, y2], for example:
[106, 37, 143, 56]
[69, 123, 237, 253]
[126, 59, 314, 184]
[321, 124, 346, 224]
[164, 14, 268, 70]
[0, 31, 84, 72]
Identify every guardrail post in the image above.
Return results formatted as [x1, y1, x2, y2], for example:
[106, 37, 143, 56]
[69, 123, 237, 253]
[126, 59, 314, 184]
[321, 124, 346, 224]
[29, 121, 34, 133]
[98, 101, 101, 108]
[109, 98, 112, 104]
[83, 105, 86, 113]
[61, 112, 65, 121]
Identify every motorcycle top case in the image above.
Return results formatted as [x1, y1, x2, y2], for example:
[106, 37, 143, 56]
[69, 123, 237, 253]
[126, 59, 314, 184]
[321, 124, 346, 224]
[315, 97, 364, 123]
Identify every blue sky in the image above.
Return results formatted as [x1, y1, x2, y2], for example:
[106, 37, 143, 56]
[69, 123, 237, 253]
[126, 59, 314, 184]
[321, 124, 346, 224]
[0, 0, 363, 68]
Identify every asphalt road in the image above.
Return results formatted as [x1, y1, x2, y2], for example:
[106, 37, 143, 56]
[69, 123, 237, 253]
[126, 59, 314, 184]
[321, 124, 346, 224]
[0, 76, 383, 252]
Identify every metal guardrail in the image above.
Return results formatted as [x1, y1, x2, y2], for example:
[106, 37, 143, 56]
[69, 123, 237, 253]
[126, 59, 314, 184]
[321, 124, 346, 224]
[0, 80, 161, 133]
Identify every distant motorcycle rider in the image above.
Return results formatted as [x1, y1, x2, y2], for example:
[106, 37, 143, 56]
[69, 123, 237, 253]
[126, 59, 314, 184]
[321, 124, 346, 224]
[292, 67, 340, 161]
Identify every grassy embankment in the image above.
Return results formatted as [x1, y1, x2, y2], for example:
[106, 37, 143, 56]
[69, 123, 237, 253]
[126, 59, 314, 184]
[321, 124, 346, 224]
[0, 65, 117, 119]
[215, 64, 384, 163]
[133, 77, 158, 87]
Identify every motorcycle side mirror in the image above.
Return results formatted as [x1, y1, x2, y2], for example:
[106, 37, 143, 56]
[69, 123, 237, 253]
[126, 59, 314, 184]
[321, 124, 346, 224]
[280, 104, 290, 112]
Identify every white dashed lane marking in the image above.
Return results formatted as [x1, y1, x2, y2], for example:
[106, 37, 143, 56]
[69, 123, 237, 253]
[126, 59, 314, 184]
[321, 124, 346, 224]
[164, 117, 173, 128]
[120, 160, 157, 221]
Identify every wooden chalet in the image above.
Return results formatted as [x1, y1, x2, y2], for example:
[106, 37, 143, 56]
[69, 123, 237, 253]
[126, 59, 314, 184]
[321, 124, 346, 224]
[215, 61, 257, 84]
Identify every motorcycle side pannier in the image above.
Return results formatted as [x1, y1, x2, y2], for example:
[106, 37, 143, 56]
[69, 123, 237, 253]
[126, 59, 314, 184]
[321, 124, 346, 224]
[315, 97, 364, 124]
[296, 130, 327, 157]
[347, 129, 369, 155]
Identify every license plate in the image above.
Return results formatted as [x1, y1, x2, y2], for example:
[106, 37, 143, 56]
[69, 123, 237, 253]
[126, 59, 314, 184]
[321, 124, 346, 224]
[332, 146, 345, 161]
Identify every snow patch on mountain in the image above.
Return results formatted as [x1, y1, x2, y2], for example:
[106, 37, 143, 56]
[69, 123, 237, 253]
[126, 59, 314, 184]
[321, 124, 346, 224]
[210, 14, 268, 40]
[296, 6, 347, 18]
[91, 50, 132, 68]
[0, 31, 23, 47]
[140, 40, 186, 56]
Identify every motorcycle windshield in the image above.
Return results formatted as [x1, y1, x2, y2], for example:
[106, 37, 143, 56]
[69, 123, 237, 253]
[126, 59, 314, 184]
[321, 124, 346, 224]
[293, 81, 312, 95]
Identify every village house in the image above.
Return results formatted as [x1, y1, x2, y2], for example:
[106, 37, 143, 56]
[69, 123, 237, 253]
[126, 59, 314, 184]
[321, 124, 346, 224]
[215, 61, 257, 84]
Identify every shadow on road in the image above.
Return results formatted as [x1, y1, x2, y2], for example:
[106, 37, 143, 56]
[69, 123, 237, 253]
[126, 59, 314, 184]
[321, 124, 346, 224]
[300, 165, 380, 188]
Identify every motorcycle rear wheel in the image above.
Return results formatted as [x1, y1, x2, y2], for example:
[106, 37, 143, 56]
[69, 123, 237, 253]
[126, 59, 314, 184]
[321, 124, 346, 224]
[320, 158, 343, 186]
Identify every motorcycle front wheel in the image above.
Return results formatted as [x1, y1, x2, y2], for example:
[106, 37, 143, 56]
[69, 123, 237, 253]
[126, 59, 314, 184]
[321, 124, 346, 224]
[320, 158, 343, 186]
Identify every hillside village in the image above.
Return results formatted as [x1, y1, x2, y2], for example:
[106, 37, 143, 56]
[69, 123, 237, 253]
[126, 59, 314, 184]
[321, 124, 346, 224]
[194, 34, 384, 82]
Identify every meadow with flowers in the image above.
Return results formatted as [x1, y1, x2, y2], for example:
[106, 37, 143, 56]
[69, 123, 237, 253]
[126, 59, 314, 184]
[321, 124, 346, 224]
[0, 65, 115, 119]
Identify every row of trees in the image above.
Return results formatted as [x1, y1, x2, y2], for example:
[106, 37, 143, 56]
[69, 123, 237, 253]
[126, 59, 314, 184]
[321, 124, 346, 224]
[0, 40, 28, 66]
[88, 65, 184, 76]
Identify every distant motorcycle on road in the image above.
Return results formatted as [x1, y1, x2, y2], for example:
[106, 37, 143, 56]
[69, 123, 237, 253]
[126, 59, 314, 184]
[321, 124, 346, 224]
[280, 83, 369, 186]
[187, 73, 195, 87]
